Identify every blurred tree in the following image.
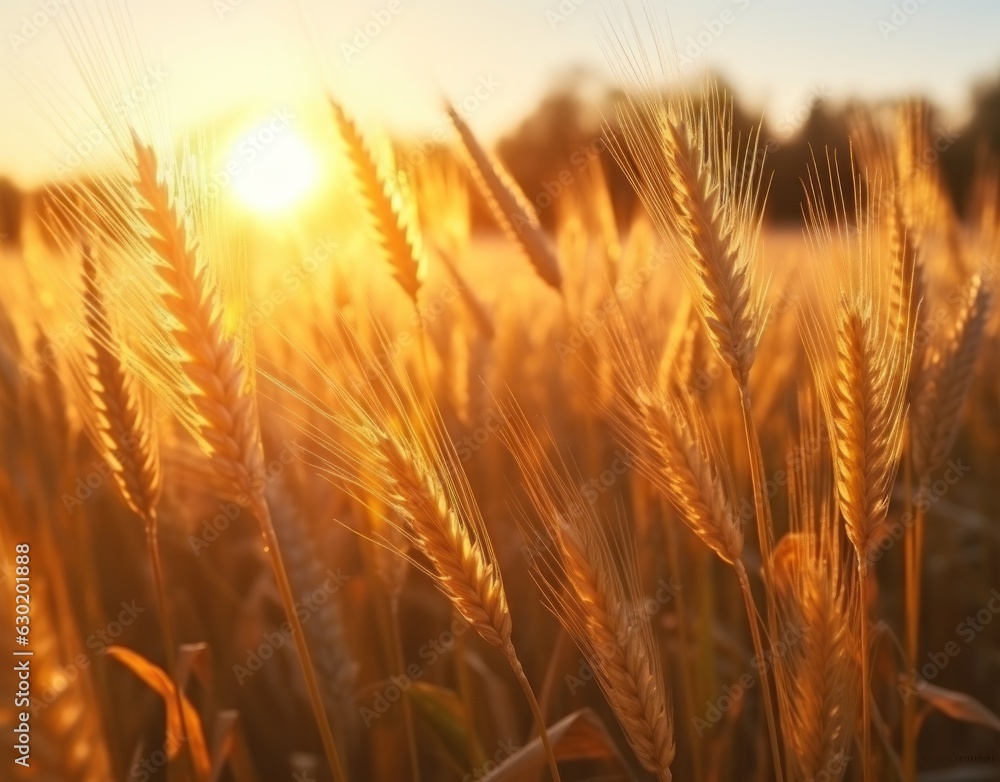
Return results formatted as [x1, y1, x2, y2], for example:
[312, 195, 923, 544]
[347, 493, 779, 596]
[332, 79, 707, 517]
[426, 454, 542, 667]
[765, 100, 854, 223]
[945, 69, 1000, 215]
[467, 68, 1000, 228]
[0, 178, 22, 248]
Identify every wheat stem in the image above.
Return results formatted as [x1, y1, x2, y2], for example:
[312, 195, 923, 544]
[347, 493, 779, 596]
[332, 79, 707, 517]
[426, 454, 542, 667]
[79, 248, 191, 769]
[859, 565, 873, 782]
[510, 655, 563, 782]
[662, 497, 703, 781]
[902, 450, 918, 782]
[389, 596, 422, 782]
[144, 511, 192, 771]
[737, 386, 784, 782]
[254, 496, 350, 782]
[737, 561, 784, 782]
[454, 622, 480, 773]
[533, 627, 568, 735]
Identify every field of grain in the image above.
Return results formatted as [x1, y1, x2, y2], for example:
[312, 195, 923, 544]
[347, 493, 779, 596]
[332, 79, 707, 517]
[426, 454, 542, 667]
[1, 6, 999, 782]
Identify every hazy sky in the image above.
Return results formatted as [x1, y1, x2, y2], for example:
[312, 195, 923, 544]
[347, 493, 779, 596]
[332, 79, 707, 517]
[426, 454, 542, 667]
[1, 0, 998, 185]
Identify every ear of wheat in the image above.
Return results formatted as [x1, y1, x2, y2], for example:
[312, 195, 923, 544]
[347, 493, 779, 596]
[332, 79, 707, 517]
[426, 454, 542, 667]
[851, 108, 927, 383]
[608, 75, 783, 772]
[279, 329, 512, 647]
[895, 100, 965, 275]
[331, 100, 425, 303]
[887, 192, 925, 357]
[604, 311, 743, 565]
[77, 244, 203, 761]
[800, 153, 912, 572]
[829, 302, 909, 564]
[600, 300, 791, 779]
[610, 85, 775, 593]
[130, 134, 269, 509]
[912, 275, 991, 480]
[500, 405, 675, 781]
[612, 85, 767, 388]
[446, 104, 563, 293]
[80, 247, 162, 522]
[773, 398, 859, 782]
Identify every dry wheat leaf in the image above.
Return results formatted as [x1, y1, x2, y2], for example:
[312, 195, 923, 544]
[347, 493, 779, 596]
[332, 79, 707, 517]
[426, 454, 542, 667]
[107, 645, 212, 780]
[907, 679, 1000, 732]
[176, 641, 212, 691]
[481, 707, 630, 782]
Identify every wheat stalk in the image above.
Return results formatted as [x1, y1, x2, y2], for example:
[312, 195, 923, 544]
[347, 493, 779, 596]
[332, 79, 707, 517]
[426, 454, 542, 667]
[887, 193, 924, 358]
[773, 399, 859, 782]
[501, 408, 675, 781]
[268, 480, 360, 757]
[129, 133, 350, 782]
[611, 88, 786, 775]
[801, 153, 913, 782]
[902, 274, 990, 779]
[895, 100, 965, 273]
[627, 390, 742, 566]
[77, 245, 203, 765]
[274, 319, 562, 782]
[603, 312, 742, 563]
[800, 153, 912, 571]
[830, 292, 904, 782]
[601, 305, 790, 778]
[382, 435, 512, 648]
[131, 135, 267, 505]
[852, 110, 927, 386]
[829, 303, 909, 566]
[772, 532, 858, 782]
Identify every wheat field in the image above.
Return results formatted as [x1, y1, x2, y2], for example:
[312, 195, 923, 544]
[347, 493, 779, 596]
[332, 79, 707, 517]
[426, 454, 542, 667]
[1, 5, 999, 782]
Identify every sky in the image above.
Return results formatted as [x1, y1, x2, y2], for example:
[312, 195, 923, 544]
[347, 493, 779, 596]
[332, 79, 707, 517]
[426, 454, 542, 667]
[1, 0, 999, 186]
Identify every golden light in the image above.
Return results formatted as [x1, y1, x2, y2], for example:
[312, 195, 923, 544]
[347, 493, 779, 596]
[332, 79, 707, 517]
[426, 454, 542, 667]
[228, 122, 319, 212]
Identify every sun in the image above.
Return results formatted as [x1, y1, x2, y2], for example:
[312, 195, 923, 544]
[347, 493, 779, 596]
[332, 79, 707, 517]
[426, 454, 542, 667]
[228, 121, 319, 212]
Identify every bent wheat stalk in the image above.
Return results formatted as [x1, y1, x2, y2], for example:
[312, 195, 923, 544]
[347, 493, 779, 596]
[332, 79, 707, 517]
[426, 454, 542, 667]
[273, 320, 561, 782]
[611, 84, 782, 777]
[500, 407, 675, 781]
[605, 314, 783, 780]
